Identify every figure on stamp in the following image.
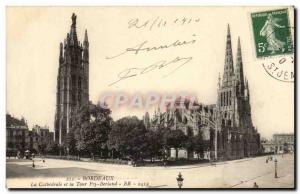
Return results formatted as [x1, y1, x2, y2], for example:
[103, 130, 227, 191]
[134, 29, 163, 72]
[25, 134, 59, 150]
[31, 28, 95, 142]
[260, 14, 286, 54]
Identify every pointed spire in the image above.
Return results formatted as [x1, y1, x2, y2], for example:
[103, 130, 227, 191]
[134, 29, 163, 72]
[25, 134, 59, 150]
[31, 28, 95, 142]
[235, 37, 245, 95]
[69, 13, 78, 46]
[83, 29, 89, 49]
[223, 24, 234, 84]
[84, 29, 88, 42]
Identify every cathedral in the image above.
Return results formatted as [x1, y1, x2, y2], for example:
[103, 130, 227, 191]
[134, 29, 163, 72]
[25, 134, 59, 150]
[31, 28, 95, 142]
[145, 25, 261, 160]
[54, 14, 89, 145]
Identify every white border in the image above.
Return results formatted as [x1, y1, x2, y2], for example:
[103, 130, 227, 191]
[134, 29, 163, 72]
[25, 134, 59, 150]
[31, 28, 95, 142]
[0, 1, 299, 194]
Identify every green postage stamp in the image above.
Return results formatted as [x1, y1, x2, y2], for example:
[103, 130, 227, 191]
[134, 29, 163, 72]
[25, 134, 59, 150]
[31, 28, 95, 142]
[251, 9, 293, 58]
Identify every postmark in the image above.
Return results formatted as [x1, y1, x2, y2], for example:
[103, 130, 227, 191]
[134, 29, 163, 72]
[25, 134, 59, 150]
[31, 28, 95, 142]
[251, 9, 293, 58]
[261, 56, 294, 82]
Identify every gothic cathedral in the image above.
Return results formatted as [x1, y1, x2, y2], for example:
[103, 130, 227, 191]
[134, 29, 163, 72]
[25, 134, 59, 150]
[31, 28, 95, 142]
[145, 25, 261, 160]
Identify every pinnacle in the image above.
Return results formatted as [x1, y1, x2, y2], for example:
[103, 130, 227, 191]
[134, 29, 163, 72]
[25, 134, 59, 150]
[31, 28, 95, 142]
[84, 29, 88, 42]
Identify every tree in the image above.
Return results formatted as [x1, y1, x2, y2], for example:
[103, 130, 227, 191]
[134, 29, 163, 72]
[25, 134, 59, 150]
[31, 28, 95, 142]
[193, 132, 204, 159]
[66, 129, 77, 155]
[163, 129, 187, 160]
[108, 116, 147, 161]
[72, 103, 112, 157]
[145, 130, 164, 161]
[38, 142, 47, 155]
[46, 142, 60, 155]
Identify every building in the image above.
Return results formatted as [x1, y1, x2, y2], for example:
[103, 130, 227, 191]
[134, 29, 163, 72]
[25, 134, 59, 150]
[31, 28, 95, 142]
[32, 125, 54, 145]
[273, 133, 294, 144]
[54, 13, 90, 145]
[145, 25, 261, 161]
[25, 130, 40, 152]
[6, 114, 55, 155]
[262, 133, 294, 154]
[6, 125, 28, 154]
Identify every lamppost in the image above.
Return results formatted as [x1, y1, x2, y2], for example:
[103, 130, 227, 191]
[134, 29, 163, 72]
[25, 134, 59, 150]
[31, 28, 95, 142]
[274, 159, 278, 178]
[176, 172, 184, 189]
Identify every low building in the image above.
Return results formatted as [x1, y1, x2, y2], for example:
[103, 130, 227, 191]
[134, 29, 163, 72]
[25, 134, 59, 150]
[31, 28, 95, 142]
[6, 114, 55, 155]
[261, 133, 294, 154]
[32, 125, 54, 143]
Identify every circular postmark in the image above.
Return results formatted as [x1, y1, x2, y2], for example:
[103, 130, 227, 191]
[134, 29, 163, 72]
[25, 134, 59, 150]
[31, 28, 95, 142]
[261, 55, 294, 82]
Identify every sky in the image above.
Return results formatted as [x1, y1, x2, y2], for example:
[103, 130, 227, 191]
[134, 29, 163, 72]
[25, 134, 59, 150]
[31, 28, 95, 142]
[6, 6, 294, 139]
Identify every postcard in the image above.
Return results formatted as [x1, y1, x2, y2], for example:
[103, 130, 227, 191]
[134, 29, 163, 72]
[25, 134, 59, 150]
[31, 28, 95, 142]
[6, 6, 295, 189]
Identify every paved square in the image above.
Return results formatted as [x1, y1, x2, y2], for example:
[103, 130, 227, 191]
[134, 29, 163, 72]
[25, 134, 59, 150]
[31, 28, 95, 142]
[6, 154, 294, 188]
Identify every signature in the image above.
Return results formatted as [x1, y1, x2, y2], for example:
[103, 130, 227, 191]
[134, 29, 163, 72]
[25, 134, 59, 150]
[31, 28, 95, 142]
[109, 56, 193, 86]
[106, 34, 196, 59]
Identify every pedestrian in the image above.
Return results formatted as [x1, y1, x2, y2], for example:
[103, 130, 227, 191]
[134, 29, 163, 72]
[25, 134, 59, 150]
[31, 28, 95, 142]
[253, 182, 259, 188]
[266, 158, 268, 163]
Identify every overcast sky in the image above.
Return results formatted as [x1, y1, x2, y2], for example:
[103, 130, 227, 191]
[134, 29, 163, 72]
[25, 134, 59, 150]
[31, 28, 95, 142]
[7, 6, 294, 139]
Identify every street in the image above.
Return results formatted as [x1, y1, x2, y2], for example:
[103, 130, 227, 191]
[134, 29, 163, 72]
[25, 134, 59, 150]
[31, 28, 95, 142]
[6, 154, 294, 189]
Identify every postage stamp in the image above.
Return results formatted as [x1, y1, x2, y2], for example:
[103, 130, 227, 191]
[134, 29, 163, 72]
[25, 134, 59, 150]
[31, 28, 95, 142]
[251, 9, 293, 58]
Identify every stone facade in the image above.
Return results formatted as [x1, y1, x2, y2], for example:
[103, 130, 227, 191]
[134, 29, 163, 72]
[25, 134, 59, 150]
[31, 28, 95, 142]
[145, 25, 261, 161]
[6, 114, 54, 154]
[7, 125, 28, 153]
[54, 14, 89, 145]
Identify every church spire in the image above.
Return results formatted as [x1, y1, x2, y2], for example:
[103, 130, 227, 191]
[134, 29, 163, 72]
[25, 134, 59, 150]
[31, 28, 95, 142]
[223, 24, 234, 85]
[235, 37, 245, 96]
[69, 13, 78, 46]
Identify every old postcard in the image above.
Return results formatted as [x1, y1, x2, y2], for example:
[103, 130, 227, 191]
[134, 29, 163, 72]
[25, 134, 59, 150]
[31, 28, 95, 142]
[6, 6, 295, 189]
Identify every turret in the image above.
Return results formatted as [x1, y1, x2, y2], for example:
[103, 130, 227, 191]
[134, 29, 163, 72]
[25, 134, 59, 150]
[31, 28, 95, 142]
[82, 29, 89, 105]
[83, 30, 89, 61]
[69, 13, 78, 46]
[144, 112, 150, 130]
